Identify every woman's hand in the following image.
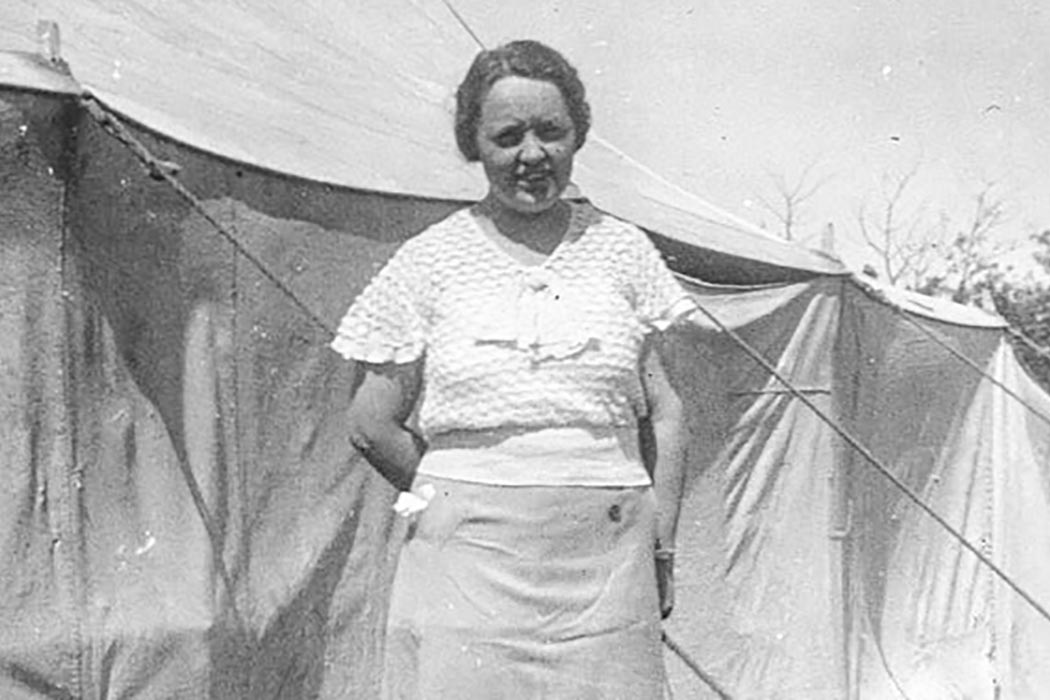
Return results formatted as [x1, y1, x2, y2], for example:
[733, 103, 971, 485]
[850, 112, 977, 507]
[655, 547, 675, 619]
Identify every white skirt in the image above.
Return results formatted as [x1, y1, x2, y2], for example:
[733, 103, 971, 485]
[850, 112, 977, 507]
[382, 476, 666, 700]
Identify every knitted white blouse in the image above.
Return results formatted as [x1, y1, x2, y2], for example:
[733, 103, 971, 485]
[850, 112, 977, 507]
[331, 201, 695, 486]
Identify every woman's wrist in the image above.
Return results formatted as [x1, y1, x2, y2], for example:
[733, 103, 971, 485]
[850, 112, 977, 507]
[654, 540, 676, 560]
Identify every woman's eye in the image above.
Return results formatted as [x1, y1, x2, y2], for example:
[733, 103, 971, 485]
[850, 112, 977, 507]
[493, 131, 523, 147]
[537, 125, 568, 141]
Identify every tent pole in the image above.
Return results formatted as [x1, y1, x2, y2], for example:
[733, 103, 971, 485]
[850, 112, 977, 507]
[831, 277, 861, 699]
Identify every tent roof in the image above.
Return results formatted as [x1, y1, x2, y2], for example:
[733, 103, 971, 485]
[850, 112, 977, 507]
[1, 0, 845, 278]
[0, 51, 78, 94]
[852, 276, 1006, 329]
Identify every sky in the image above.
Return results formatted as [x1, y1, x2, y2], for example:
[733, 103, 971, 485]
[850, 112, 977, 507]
[455, 0, 1050, 275]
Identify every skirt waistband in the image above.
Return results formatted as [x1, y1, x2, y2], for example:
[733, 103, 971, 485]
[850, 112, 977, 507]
[418, 426, 651, 487]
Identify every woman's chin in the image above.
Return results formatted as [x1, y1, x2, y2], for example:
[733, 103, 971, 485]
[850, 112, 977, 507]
[494, 188, 561, 216]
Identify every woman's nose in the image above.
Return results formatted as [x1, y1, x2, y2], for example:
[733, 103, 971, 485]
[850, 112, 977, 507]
[517, 134, 546, 164]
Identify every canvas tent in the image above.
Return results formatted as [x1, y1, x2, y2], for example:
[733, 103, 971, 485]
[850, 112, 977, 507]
[2, 2, 1049, 698]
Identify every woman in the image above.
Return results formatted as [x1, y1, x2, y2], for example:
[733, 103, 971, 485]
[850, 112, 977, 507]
[331, 39, 693, 699]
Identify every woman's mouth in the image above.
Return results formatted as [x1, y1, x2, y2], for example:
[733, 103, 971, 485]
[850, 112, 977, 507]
[516, 171, 553, 195]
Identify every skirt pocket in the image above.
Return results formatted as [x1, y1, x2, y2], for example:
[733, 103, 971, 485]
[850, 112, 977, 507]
[404, 479, 464, 549]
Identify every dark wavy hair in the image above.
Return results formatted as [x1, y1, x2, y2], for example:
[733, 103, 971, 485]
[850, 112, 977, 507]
[454, 40, 591, 161]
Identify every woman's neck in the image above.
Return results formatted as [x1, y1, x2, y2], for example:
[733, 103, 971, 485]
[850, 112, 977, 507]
[474, 197, 570, 258]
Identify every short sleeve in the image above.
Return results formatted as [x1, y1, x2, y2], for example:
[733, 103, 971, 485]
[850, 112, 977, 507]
[631, 230, 696, 332]
[330, 239, 431, 363]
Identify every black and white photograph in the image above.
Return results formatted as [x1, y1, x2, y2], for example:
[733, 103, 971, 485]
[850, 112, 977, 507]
[2, 1, 1049, 698]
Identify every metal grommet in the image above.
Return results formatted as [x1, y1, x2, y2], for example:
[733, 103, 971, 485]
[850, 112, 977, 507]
[608, 503, 622, 522]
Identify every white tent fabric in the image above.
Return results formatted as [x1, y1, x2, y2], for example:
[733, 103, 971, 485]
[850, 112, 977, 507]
[838, 284, 1050, 700]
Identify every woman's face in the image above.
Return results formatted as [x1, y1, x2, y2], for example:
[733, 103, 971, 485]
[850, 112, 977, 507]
[475, 76, 577, 216]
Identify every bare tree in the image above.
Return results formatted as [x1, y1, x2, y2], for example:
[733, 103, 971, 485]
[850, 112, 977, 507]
[914, 183, 1012, 304]
[754, 157, 832, 241]
[855, 162, 934, 286]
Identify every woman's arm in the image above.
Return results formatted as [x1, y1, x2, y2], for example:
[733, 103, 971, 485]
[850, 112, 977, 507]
[641, 332, 687, 548]
[346, 361, 426, 492]
[640, 332, 687, 618]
